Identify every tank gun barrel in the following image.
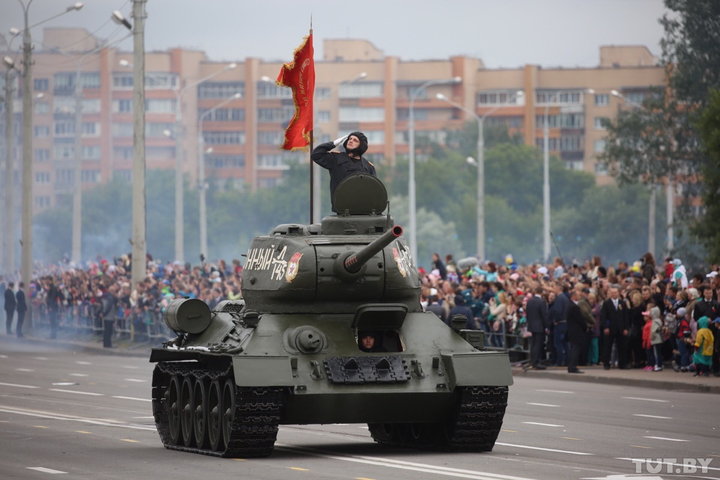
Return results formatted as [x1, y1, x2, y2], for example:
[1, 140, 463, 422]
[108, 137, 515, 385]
[343, 225, 403, 274]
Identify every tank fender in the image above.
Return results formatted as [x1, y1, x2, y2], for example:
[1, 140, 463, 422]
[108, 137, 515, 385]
[232, 355, 295, 386]
[441, 352, 513, 387]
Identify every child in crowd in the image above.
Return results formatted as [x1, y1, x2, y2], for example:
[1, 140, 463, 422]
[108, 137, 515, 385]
[692, 316, 715, 377]
[673, 307, 692, 372]
[649, 303, 664, 371]
[641, 307, 654, 371]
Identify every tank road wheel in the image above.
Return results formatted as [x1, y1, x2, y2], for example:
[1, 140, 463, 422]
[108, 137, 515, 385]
[166, 375, 182, 445]
[221, 378, 237, 450]
[192, 377, 208, 448]
[368, 423, 400, 445]
[398, 423, 434, 447]
[207, 379, 223, 451]
[180, 376, 195, 447]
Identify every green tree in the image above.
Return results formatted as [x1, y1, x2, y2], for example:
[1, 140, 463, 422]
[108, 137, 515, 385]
[694, 89, 720, 262]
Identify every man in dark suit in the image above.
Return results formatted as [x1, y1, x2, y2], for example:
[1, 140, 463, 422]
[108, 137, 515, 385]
[566, 289, 587, 373]
[15, 282, 27, 338]
[4, 282, 16, 335]
[526, 287, 550, 369]
[600, 285, 629, 369]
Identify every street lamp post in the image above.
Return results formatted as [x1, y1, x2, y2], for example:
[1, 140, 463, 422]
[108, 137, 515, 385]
[407, 77, 461, 263]
[197, 92, 241, 260]
[2, 58, 17, 276]
[15, 0, 84, 330]
[435, 92, 523, 260]
[542, 98, 553, 263]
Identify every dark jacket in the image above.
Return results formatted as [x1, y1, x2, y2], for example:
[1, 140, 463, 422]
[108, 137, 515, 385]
[311, 142, 376, 210]
[549, 292, 570, 324]
[4, 288, 16, 312]
[15, 289, 27, 314]
[526, 295, 549, 333]
[566, 301, 587, 345]
[449, 295, 475, 330]
[600, 297, 628, 333]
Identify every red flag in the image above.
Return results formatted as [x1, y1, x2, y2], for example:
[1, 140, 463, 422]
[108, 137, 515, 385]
[276, 30, 315, 150]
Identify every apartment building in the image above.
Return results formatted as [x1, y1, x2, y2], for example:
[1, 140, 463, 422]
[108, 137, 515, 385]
[1, 29, 665, 213]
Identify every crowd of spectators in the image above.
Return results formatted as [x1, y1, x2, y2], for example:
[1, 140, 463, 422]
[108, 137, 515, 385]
[1, 251, 718, 376]
[419, 252, 720, 376]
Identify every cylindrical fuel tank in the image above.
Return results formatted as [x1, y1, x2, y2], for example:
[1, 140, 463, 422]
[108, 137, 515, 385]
[164, 298, 211, 334]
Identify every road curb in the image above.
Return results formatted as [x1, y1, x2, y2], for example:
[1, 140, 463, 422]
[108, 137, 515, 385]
[513, 368, 720, 394]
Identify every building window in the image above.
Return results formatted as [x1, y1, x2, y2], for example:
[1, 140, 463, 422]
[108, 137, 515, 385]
[82, 99, 101, 113]
[477, 90, 523, 105]
[202, 131, 245, 144]
[258, 82, 292, 99]
[198, 82, 244, 99]
[258, 154, 292, 170]
[35, 171, 51, 184]
[53, 97, 76, 114]
[594, 94, 609, 106]
[53, 72, 75, 93]
[339, 106, 384, 122]
[82, 145, 101, 160]
[364, 130, 385, 144]
[34, 101, 50, 114]
[595, 162, 608, 175]
[35, 148, 50, 162]
[146, 72, 178, 89]
[206, 154, 245, 168]
[55, 169, 74, 186]
[317, 110, 331, 123]
[112, 74, 134, 89]
[114, 169, 131, 182]
[339, 82, 383, 99]
[594, 139, 606, 152]
[80, 72, 101, 89]
[198, 108, 245, 122]
[81, 169, 100, 183]
[113, 146, 133, 160]
[54, 120, 75, 136]
[536, 113, 584, 128]
[82, 122, 100, 136]
[34, 125, 50, 137]
[258, 130, 283, 145]
[594, 117, 609, 129]
[315, 87, 331, 100]
[34, 78, 49, 91]
[35, 196, 51, 209]
[112, 122, 133, 137]
[146, 146, 176, 158]
[113, 99, 132, 113]
[536, 90, 583, 105]
[53, 144, 75, 160]
[145, 98, 176, 113]
[258, 107, 294, 123]
[535, 135, 584, 152]
[146, 122, 174, 137]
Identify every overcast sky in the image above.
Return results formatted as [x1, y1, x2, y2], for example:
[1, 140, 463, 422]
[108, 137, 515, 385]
[1, 0, 668, 68]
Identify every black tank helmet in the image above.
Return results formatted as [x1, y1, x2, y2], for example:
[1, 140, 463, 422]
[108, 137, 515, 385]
[343, 131, 368, 156]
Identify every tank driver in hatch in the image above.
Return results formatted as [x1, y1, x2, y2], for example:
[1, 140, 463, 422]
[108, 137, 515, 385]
[311, 131, 376, 212]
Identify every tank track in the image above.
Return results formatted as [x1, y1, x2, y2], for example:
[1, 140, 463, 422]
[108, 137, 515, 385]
[368, 386, 508, 451]
[152, 361, 284, 457]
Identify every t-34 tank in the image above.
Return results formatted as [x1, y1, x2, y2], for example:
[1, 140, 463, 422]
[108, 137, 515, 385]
[149, 175, 512, 457]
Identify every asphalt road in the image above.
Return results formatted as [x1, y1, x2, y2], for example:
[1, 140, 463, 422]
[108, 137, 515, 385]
[1, 340, 718, 480]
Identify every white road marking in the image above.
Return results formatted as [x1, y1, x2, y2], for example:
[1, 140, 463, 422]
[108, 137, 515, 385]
[642, 435, 688, 442]
[0, 405, 155, 431]
[522, 421, 564, 428]
[27, 467, 67, 474]
[0, 381, 39, 389]
[132, 416, 155, 419]
[622, 396, 669, 403]
[49, 388, 103, 397]
[496, 442, 593, 456]
[122, 365, 139, 369]
[52, 382, 78, 386]
[15, 368, 34, 372]
[632, 414, 671, 420]
[279, 444, 539, 480]
[33, 356, 49, 360]
[617, 457, 720, 472]
[526, 402, 559, 407]
[0, 354, 7, 358]
[536, 389, 574, 394]
[69, 373, 88, 377]
[123, 378, 146, 383]
[112, 395, 151, 402]
[75, 361, 92, 365]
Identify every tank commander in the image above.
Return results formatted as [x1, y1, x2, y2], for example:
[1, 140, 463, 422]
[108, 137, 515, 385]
[311, 131, 376, 212]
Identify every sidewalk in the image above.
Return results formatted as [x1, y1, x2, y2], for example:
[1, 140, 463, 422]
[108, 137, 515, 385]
[513, 363, 720, 394]
[2, 333, 719, 394]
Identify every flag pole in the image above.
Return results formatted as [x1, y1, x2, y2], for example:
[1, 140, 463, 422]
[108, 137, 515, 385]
[309, 130, 314, 224]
